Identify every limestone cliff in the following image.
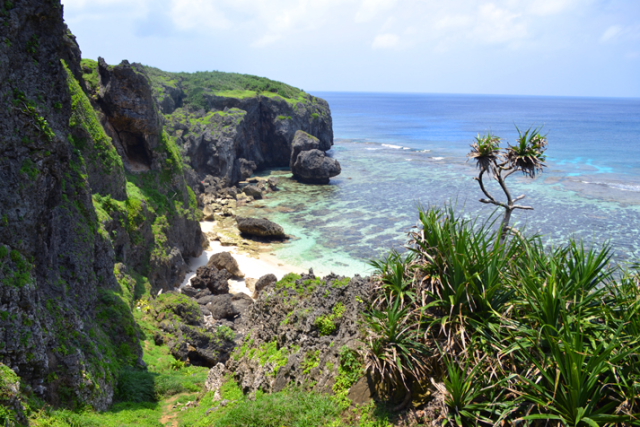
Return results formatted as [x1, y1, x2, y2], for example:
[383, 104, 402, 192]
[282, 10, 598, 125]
[0, 0, 136, 409]
[142, 66, 334, 185]
[0, 0, 203, 411]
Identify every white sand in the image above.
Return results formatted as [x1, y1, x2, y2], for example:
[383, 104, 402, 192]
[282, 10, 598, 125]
[178, 221, 304, 297]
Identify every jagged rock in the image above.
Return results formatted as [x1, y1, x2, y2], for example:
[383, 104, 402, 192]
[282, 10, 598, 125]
[202, 205, 216, 221]
[227, 273, 373, 396]
[292, 149, 341, 184]
[194, 288, 212, 299]
[239, 159, 257, 181]
[196, 295, 218, 306]
[253, 274, 278, 298]
[150, 246, 189, 291]
[205, 363, 227, 400]
[267, 177, 280, 191]
[205, 294, 238, 320]
[236, 217, 285, 239]
[208, 252, 244, 278]
[231, 293, 254, 316]
[242, 185, 262, 200]
[191, 265, 230, 294]
[169, 323, 234, 367]
[181, 285, 199, 298]
[98, 57, 161, 172]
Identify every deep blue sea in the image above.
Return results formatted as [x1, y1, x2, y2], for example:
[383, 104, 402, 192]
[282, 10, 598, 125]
[239, 92, 640, 276]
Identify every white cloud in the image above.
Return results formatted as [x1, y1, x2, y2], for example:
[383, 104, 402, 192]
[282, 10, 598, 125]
[600, 24, 640, 44]
[372, 33, 399, 49]
[527, 0, 578, 17]
[473, 3, 527, 44]
[169, 0, 232, 31]
[355, 0, 397, 23]
[62, 0, 141, 7]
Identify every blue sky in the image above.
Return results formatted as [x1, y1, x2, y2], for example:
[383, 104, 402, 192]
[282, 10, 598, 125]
[61, 0, 640, 98]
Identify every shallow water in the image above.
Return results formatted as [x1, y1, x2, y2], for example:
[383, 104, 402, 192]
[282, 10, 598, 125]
[238, 93, 640, 276]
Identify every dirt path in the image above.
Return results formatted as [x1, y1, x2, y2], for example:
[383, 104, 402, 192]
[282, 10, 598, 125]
[160, 393, 189, 427]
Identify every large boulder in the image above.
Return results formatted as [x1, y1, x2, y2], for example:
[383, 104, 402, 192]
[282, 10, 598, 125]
[191, 265, 230, 295]
[208, 252, 244, 278]
[242, 184, 263, 200]
[206, 294, 238, 320]
[290, 130, 322, 168]
[236, 217, 285, 239]
[292, 149, 341, 184]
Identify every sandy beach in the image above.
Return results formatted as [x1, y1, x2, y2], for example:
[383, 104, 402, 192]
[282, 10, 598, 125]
[179, 221, 306, 296]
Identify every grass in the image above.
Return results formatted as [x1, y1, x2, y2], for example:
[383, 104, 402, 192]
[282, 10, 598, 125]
[142, 66, 306, 111]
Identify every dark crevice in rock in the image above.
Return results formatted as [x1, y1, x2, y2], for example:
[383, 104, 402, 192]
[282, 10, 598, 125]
[118, 130, 152, 170]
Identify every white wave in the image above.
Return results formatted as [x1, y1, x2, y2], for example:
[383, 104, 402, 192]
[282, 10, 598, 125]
[580, 180, 640, 192]
[432, 157, 445, 160]
[382, 144, 404, 149]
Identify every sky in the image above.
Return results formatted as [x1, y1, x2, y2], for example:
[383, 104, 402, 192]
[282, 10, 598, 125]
[61, 0, 640, 98]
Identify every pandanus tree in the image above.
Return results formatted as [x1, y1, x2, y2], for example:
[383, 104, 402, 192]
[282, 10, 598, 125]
[468, 127, 548, 239]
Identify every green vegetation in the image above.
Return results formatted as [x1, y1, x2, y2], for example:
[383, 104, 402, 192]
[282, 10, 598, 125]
[363, 205, 640, 424]
[80, 58, 100, 94]
[315, 302, 346, 336]
[143, 65, 307, 111]
[0, 245, 34, 288]
[333, 347, 364, 410]
[302, 350, 321, 375]
[11, 88, 55, 141]
[66, 61, 123, 175]
[211, 388, 341, 427]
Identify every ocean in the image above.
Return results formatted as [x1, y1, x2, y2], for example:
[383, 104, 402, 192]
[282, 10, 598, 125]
[238, 92, 640, 277]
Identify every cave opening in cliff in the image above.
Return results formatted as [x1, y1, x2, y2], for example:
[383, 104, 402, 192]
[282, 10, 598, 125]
[120, 132, 152, 171]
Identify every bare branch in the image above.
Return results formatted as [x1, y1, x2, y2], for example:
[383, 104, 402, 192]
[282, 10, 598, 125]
[479, 198, 508, 209]
[477, 168, 499, 204]
[512, 205, 534, 211]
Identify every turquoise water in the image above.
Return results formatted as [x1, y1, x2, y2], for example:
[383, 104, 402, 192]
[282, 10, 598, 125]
[240, 93, 640, 276]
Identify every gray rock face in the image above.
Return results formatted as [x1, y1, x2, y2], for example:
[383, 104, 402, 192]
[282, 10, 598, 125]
[156, 80, 334, 185]
[206, 294, 238, 320]
[236, 217, 285, 239]
[253, 274, 278, 298]
[92, 58, 204, 291]
[0, 0, 139, 409]
[292, 149, 341, 184]
[227, 273, 374, 396]
[207, 252, 244, 278]
[191, 265, 231, 295]
[98, 58, 161, 172]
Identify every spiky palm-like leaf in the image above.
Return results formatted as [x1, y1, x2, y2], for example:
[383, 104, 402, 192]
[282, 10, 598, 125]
[506, 126, 547, 177]
[468, 133, 501, 172]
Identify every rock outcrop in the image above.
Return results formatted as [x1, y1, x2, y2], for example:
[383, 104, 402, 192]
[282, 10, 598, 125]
[143, 66, 334, 186]
[97, 58, 161, 172]
[150, 293, 236, 368]
[208, 252, 244, 278]
[228, 272, 373, 396]
[290, 130, 341, 184]
[236, 217, 286, 239]
[191, 265, 231, 295]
